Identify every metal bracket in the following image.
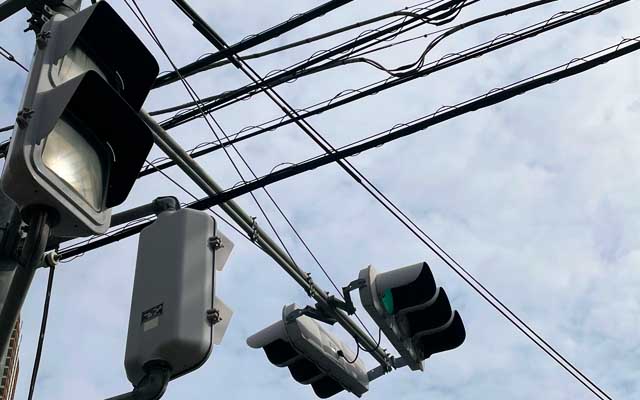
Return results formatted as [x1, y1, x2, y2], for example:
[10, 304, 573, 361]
[206, 308, 221, 325]
[15, 108, 34, 129]
[285, 305, 337, 325]
[208, 236, 222, 251]
[36, 30, 51, 48]
[249, 217, 259, 242]
[43, 250, 59, 268]
[152, 196, 179, 215]
[327, 278, 366, 315]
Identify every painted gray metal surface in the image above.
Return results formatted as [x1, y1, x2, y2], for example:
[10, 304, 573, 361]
[124, 209, 218, 385]
[1, 2, 156, 237]
[247, 304, 369, 398]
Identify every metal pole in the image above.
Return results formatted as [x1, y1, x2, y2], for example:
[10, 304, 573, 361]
[0, 208, 50, 361]
[140, 111, 392, 368]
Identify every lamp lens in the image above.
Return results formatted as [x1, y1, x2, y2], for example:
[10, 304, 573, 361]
[42, 119, 107, 210]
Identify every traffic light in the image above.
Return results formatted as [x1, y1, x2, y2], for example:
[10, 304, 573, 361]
[358, 262, 465, 371]
[1, 1, 158, 237]
[124, 208, 234, 386]
[247, 304, 369, 399]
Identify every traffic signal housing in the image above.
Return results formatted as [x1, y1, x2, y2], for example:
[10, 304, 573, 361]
[1, 2, 158, 237]
[358, 262, 465, 371]
[247, 304, 369, 398]
[124, 208, 234, 386]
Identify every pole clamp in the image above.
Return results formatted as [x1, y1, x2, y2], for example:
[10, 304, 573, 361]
[16, 108, 34, 129]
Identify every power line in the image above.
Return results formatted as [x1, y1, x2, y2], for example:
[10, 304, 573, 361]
[0, 44, 28, 72]
[163, 0, 617, 128]
[160, 36, 636, 399]
[153, 0, 355, 88]
[56, 24, 635, 400]
[157, 0, 479, 129]
[140, 0, 625, 177]
[165, 0, 455, 76]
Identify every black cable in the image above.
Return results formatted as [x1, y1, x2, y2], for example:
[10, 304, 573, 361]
[158, 0, 612, 127]
[145, 161, 251, 241]
[126, 0, 319, 287]
[60, 37, 640, 262]
[27, 264, 55, 400]
[159, 0, 477, 128]
[153, 0, 356, 88]
[0, 44, 28, 72]
[161, 0, 451, 77]
[172, 0, 396, 343]
[339, 338, 361, 364]
[55, 23, 631, 400]
[149, 0, 449, 117]
[142, 0, 627, 167]
[0, 125, 13, 133]
[357, 327, 382, 353]
[177, 37, 631, 399]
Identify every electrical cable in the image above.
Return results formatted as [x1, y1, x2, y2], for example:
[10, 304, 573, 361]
[168, 0, 456, 76]
[0, 124, 13, 133]
[0, 44, 28, 72]
[141, 0, 622, 179]
[153, 0, 356, 88]
[171, 0, 416, 343]
[199, 33, 625, 397]
[52, 6, 629, 396]
[158, 0, 615, 128]
[27, 264, 54, 400]
[339, 338, 360, 364]
[158, 0, 478, 127]
[190, 5, 615, 390]
[168, 37, 632, 399]
[59, 37, 640, 263]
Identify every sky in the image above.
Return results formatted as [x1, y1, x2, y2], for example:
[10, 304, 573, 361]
[0, 0, 639, 399]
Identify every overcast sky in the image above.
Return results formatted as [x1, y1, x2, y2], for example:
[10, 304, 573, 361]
[1, 0, 639, 399]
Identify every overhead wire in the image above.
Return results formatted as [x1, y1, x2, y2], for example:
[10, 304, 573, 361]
[156, 0, 613, 126]
[140, 0, 624, 177]
[157, 0, 479, 128]
[27, 264, 54, 400]
[153, 0, 357, 88]
[47, 2, 627, 396]
[176, 0, 459, 75]
[125, 0, 367, 330]
[0, 44, 28, 72]
[195, 3, 615, 394]
[166, 36, 634, 399]
[63, 37, 640, 260]
[56, 33, 636, 398]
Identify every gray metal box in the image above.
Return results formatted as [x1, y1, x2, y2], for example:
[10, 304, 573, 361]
[125, 208, 224, 385]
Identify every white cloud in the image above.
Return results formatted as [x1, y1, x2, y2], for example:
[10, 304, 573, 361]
[1, 1, 639, 399]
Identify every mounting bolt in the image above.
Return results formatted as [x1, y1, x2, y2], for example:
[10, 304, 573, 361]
[36, 31, 51, 48]
[208, 236, 222, 250]
[16, 108, 34, 129]
[206, 308, 221, 325]
[44, 251, 59, 268]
